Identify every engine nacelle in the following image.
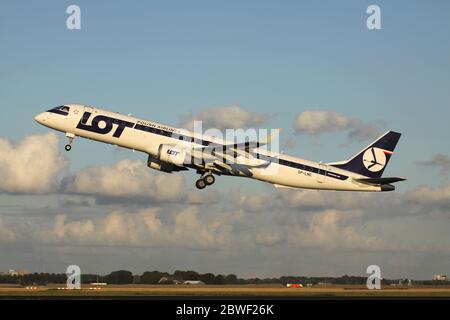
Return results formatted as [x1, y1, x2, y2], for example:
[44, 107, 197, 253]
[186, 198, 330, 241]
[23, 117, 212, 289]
[158, 144, 188, 166]
[147, 156, 175, 173]
[147, 144, 190, 173]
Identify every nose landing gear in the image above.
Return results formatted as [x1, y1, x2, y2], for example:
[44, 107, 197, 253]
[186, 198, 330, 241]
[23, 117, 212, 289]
[195, 173, 216, 190]
[65, 132, 75, 152]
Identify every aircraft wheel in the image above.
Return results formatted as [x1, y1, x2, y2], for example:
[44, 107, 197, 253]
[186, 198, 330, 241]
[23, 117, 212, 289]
[65, 144, 72, 152]
[204, 174, 215, 185]
[195, 179, 207, 190]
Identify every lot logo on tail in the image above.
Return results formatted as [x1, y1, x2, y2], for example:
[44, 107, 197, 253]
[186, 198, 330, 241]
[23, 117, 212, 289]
[363, 147, 388, 172]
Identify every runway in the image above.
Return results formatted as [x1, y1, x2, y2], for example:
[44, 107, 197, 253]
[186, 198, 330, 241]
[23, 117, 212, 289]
[1, 284, 450, 298]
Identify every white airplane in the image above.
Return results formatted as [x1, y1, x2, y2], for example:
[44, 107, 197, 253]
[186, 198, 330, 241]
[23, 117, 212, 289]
[34, 104, 405, 191]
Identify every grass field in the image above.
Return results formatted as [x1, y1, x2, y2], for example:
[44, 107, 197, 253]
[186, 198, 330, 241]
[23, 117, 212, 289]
[1, 284, 450, 297]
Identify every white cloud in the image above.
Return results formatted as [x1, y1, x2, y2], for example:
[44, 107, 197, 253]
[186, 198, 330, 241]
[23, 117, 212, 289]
[416, 154, 450, 175]
[293, 110, 382, 141]
[286, 209, 384, 250]
[62, 159, 187, 202]
[277, 189, 361, 210]
[294, 111, 351, 135]
[237, 192, 392, 250]
[174, 206, 226, 247]
[0, 217, 15, 242]
[185, 189, 221, 204]
[347, 120, 383, 142]
[403, 184, 450, 209]
[23, 204, 411, 253]
[254, 230, 286, 246]
[33, 206, 233, 249]
[0, 133, 68, 194]
[36, 209, 164, 246]
[3, 182, 450, 279]
[239, 188, 376, 212]
[52, 214, 95, 240]
[2, 133, 450, 276]
[181, 105, 271, 131]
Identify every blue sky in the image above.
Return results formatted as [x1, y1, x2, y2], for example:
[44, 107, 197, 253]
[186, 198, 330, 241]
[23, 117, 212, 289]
[1, 1, 450, 278]
[1, 0, 450, 187]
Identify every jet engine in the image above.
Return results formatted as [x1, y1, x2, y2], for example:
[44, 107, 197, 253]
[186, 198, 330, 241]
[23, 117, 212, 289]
[147, 156, 175, 173]
[157, 144, 188, 166]
[147, 144, 189, 173]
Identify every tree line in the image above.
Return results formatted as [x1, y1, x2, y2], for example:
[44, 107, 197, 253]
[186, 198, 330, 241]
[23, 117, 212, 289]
[0, 270, 446, 286]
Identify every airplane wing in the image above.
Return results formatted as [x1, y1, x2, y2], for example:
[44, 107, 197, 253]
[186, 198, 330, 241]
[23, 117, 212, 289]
[196, 129, 280, 152]
[213, 158, 271, 176]
[188, 145, 271, 176]
[161, 130, 278, 175]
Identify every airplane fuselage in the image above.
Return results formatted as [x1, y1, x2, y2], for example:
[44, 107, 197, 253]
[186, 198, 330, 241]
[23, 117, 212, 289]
[34, 104, 392, 192]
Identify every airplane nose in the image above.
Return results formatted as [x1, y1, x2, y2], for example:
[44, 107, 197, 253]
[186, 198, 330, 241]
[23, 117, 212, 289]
[34, 112, 47, 124]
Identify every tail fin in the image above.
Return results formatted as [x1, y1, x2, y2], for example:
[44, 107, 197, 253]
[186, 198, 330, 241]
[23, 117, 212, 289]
[329, 131, 401, 178]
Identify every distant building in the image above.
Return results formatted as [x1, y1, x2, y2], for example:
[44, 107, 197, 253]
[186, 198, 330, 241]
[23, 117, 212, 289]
[8, 269, 18, 276]
[183, 280, 205, 285]
[0, 269, 29, 276]
[433, 274, 447, 281]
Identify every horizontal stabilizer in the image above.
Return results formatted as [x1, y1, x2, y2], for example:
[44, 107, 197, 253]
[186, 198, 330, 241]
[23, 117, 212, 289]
[355, 177, 406, 185]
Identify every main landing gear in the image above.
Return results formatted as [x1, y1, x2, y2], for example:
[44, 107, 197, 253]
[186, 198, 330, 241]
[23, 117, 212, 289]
[65, 132, 75, 152]
[195, 173, 216, 190]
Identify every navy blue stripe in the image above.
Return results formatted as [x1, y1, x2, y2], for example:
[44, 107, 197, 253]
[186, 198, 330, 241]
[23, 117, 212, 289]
[134, 124, 210, 146]
[254, 153, 347, 180]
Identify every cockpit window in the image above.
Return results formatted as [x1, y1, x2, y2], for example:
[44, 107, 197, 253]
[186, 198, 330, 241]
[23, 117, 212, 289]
[47, 105, 70, 116]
